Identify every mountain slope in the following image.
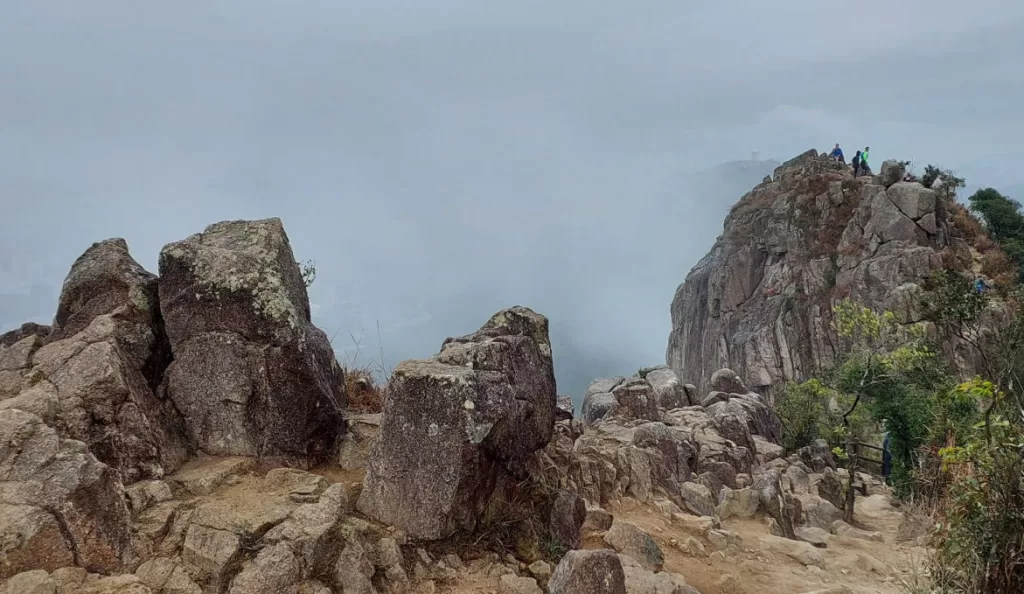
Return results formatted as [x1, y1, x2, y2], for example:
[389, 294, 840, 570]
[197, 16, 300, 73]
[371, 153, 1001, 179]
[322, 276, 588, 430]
[666, 150, 964, 395]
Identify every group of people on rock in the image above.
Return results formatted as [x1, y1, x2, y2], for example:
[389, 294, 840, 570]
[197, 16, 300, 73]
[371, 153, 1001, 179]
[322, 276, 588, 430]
[829, 144, 872, 177]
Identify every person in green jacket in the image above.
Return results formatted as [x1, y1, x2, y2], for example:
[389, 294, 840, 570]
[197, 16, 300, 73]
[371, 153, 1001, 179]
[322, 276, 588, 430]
[859, 146, 871, 175]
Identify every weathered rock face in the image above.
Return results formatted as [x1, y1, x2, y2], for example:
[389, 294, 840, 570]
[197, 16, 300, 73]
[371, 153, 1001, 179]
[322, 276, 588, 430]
[666, 151, 950, 395]
[357, 307, 557, 540]
[535, 366, 784, 511]
[158, 218, 346, 464]
[582, 368, 694, 428]
[1, 239, 189, 482]
[0, 409, 137, 578]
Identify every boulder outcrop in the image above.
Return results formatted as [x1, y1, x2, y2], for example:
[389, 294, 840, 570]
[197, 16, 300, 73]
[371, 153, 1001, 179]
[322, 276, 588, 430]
[2, 239, 189, 482]
[0, 409, 137, 578]
[158, 218, 346, 464]
[357, 306, 557, 539]
[666, 151, 951, 395]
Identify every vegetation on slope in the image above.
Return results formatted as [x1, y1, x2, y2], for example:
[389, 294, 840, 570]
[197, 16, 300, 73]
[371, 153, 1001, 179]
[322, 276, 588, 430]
[774, 167, 1024, 593]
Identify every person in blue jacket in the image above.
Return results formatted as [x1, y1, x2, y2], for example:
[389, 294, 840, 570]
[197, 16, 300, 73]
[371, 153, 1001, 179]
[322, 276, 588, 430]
[829, 143, 845, 163]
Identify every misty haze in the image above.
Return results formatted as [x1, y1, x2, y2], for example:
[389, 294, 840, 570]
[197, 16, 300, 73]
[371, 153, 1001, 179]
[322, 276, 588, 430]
[3, 2, 1023, 404]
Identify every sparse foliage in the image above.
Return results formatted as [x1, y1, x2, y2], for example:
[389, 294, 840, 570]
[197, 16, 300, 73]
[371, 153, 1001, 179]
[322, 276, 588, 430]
[298, 259, 317, 288]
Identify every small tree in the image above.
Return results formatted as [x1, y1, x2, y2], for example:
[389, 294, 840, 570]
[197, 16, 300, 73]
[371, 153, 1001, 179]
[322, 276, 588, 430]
[831, 301, 933, 520]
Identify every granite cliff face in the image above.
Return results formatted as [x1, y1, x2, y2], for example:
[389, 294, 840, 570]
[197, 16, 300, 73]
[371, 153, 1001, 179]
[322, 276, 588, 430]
[666, 151, 957, 396]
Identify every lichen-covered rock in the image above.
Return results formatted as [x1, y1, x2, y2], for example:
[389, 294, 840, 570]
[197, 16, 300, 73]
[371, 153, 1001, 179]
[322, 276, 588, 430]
[548, 549, 626, 594]
[667, 152, 951, 396]
[158, 218, 345, 464]
[357, 307, 556, 540]
[0, 409, 136, 579]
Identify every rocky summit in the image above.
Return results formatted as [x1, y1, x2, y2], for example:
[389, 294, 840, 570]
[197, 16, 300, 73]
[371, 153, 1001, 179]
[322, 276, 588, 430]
[666, 151, 973, 395]
[0, 198, 943, 593]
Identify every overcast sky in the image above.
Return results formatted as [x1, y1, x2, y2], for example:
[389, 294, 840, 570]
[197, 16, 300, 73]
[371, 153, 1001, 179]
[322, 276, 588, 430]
[3, 1, 1024, 400]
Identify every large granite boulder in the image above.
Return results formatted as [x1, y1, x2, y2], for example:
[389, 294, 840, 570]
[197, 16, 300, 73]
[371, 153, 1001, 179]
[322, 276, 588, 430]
[357, 307, 556, 539]
[4, 239, 189, 482]
[0, 409, 137, 578]
[158, 219, 346, 464]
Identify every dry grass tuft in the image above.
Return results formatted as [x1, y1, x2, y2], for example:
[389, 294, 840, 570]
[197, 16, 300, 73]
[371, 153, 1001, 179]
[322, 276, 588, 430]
[344, 365, 386, 413]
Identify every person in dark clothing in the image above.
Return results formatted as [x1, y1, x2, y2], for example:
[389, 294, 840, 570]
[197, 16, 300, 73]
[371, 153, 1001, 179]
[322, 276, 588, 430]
[830, 143, 845, 163]
[852, 150, 863, 177]
[882, 430, 893, 483]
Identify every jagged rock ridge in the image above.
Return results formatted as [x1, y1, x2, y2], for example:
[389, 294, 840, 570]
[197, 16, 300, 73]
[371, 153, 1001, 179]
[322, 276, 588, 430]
[666, 151, 959, 395]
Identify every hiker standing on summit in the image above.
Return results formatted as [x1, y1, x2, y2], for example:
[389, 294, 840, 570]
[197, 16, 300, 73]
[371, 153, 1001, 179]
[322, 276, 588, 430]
[852, 149, 863, 177]
[830, 143, 845, 163]
[859, 146, 871, 175]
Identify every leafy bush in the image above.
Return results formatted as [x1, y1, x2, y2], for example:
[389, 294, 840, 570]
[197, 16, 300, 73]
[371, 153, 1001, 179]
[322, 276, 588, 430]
[932, 380, 1024, 593]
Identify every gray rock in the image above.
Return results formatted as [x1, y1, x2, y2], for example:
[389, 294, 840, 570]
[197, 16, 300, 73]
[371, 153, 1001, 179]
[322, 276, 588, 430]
[618, 554, 699, 594]
[357, 307, 556, 539]
[700, 392, 728, 408]
[785, 465, 810, 494]
[548, 549, 626, 594]
[817, 467, 844, 509]
[603, 521, 664, 572]
[709, 369, 748, 395]
[228, 542, 301, 594]
[796, 526, 830, 548]
[802, 496, 841, 531]
[887, 182, 936, 220]
[645, 367, 688, 411]
[332, 541, 376, 594]
[582, 391, 618, 425]
[158, 218, 346, 463]
[499, 575, 543, 594]
[584, 507, 614, 532]
[753, 469, 797, 539]
[879, 160, 906, 188]
[716, 487, 759, 520]
[549, 490, 587, 549]
[679, 482, 716, 518]
[610, 379, 660, 422]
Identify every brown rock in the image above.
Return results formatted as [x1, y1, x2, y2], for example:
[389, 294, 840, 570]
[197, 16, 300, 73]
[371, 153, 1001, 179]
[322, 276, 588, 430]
[603, 521, 664, 572]
[27, 238, 191, 483]
[0, 409, 136, 578]
[549, 490, 587, 550]
[357, 307, 556, 539]
[158, 218, 345, 464]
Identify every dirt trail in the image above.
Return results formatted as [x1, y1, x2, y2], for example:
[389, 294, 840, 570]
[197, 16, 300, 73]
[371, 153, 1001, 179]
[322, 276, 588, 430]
[609, 493, 930, 594]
